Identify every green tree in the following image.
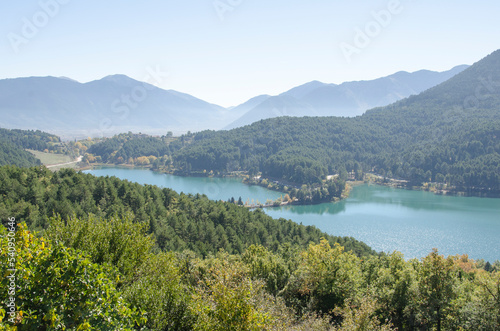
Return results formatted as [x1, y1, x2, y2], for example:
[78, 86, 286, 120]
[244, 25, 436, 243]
[190, 251, 276, 331]
[241, 245, 290, 296]
[282, 239, 362, 317]
[0, 223, 141, 329]
[415, 249, 458, 331]
[332, 296, 394, 331]
[122, 252, 196, 330]
[45, 214, 154, 284]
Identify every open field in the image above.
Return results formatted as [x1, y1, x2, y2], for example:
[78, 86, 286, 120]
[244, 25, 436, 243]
[27, 150, 81, 170]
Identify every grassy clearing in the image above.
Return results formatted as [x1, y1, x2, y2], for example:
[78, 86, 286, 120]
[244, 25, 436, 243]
[28, 149, 72, 165]
[27, 150, 81, 170]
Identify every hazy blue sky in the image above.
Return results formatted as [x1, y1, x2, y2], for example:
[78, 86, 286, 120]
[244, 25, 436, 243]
[1, 0, 498, 107]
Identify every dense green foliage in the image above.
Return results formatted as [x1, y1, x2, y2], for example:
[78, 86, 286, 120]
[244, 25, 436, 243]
[0, 140, 40, 168]
[3, 220, 498, 330]
[0, 128, 61, 152]
[84, 130, 349, 204]
[0, 223, 142, 329]
[1, 165, 499, 329]
[46, 215, 154, 284]
[86, 132, 171, 165]
[171, 106, 499, 193]
[0, 165, 374, 258]
[0, 128, 65, 167]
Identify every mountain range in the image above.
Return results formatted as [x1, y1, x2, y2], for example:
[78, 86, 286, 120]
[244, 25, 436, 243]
[167, 49, 500, 193]
[224, 65, 469, 129]
[0, 75, 227, 139]
[0, 66, 468, 139]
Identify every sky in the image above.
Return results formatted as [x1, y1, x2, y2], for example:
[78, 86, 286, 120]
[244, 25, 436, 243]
[1, 0, 499, 108]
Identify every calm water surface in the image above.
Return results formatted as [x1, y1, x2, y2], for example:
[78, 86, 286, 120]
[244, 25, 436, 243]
[84, 167, 500, 262]
[266, 184, 500, 262]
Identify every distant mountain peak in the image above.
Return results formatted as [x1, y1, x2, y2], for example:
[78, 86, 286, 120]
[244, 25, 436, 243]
[58, 76, 80, 83]
[282, 80, 333, 99]
[304, 80, 328, 86]
[99, 74, 139, 85]
[0, 75, 228, 138]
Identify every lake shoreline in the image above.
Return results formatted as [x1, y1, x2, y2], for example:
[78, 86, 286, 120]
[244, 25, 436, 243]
[84, 166, 500, 262]
[368, 176, 500, 199]
[80, 163, 500, 201]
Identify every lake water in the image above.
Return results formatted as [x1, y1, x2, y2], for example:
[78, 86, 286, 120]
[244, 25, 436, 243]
[83, 167, 283, 204]
[266, 184, 500, 262]
[84, 167, 500, 262]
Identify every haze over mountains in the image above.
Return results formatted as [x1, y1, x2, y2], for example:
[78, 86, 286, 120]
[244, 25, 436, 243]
[0, 75, 227, 139]
[0, 65, 468, 139]
[225, 65, 469, 129]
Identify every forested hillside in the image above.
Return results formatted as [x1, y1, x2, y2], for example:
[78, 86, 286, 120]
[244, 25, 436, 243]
[85, 132, 172, 166]
[0, 128, 61, 151]
[0, 128, 63, 167]
[0, 140, 40, 167]
[0, 165, 373, 257]
[168, 50, 500, 195]
[1, 165, 499, 330]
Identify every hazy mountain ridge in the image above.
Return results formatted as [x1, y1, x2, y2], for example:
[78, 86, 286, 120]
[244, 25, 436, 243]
[0, 66, 469, 138]
[224, 65, 469, 129]
[0, 75, 227, 139]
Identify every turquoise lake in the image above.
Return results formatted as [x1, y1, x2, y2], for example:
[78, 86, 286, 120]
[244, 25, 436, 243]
[84, 167, 500, 262]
